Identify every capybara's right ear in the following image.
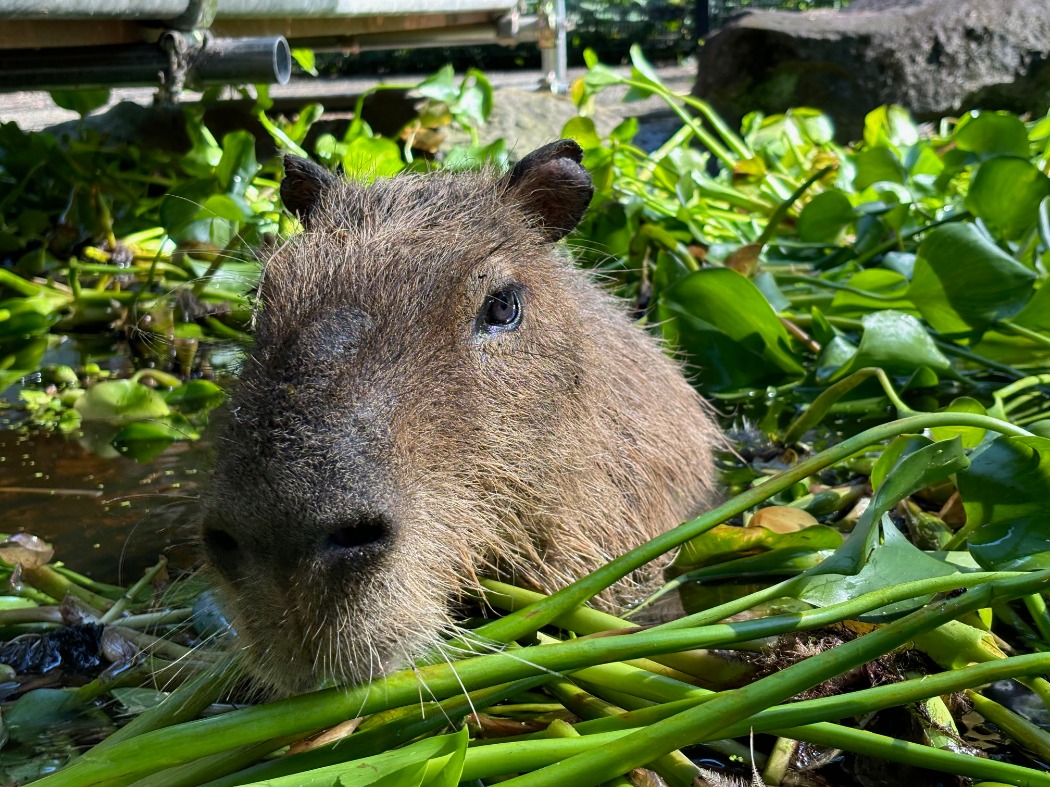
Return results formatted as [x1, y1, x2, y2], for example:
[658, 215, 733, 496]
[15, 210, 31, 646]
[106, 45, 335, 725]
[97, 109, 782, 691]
[500, 139, 594, 242]
[280, 155, 337, 228]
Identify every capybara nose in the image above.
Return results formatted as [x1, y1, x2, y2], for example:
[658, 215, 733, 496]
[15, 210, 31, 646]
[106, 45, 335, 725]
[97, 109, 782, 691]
[323, 513, 394, 554]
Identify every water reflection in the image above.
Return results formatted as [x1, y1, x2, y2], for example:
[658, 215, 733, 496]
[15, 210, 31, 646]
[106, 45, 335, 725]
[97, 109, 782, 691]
[0, 429, 208, 585]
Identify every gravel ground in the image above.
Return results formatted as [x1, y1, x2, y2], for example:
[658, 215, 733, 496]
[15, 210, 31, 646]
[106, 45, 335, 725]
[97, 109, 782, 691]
[0, 63, 697, 153]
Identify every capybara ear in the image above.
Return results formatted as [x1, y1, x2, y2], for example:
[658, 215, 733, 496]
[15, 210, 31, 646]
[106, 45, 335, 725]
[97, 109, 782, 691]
[501, 139, 594, 242]
[280, 155, 337, 228]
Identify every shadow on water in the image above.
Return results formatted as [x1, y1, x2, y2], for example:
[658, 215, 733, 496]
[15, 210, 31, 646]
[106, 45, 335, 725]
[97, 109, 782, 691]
[0, 429, 209, 585]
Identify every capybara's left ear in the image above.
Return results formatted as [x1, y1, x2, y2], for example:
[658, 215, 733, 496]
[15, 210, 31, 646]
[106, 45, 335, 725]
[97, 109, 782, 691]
[280, 155, 337, 228]
[500, 139, 594, 242]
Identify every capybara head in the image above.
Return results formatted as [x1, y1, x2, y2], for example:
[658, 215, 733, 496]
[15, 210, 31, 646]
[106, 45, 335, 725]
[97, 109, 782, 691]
[200, 140, 720, 694]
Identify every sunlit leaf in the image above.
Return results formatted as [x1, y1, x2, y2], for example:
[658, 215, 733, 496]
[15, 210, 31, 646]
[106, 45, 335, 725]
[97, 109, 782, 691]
[909, 223, 1036, 334]
[960, 435, 1050, 571]
[966, 156, 1050, 239]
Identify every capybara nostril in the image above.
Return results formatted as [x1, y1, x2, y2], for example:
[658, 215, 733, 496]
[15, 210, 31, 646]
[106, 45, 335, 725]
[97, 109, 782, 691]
[324, 516, 393, 552]
[202, 528, 240, 573]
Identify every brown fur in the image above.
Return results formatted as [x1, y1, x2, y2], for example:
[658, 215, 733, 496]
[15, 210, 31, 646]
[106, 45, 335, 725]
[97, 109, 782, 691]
[200, 141, 721, 695]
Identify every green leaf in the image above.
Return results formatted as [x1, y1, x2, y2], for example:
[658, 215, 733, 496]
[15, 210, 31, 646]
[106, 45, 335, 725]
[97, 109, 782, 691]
[826, 269, 915, 318]
[201, 193, 249, 223]
[164, 380, 225, 413]
[442, 139, 508, 172]
[561, 116, 601, 151]
[451, 68, 494, 128]
[111, 420, 191, 461]
[930, 397, 989, 449]
[672, 524, 842, 573]
[797, 521, 958, 620]
[0, 293, 68, 339]
[826, 310, 954, 382]
[863, 105, 918, 149]
[216, 131, 260, 197]
[6, 689, 90, 743]
[291, 48, 318, 76]
[853, 147, 906, 190]
[797, 190, 855, 243]
[817, 437, 969, 574]
[796, 438, 968, 616]
[342, 136, 404, 181]
[909, 223, 1037, 333]
[657, 268, 805, 392]
[74, 380, 171, 422]
[960, 435, 1050, 571]
[1013, 281, 1050, 333]
[49, 89, 110, 117]
[416, 65, 458, 103]
[953, 111, 1030, 158]
[966, 156, 1050, 239]
[160, 179, 219, 236]
[870, 434, 934, 490]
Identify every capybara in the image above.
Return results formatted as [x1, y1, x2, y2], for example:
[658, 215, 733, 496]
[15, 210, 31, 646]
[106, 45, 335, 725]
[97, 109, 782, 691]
[199, 140, 720, 694]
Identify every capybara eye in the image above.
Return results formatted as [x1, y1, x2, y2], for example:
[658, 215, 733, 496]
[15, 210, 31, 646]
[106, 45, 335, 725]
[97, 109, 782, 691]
[480, 287, 522, 331]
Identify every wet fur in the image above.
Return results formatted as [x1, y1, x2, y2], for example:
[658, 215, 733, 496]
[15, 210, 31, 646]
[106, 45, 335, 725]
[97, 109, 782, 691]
[201, 145, 720, 695]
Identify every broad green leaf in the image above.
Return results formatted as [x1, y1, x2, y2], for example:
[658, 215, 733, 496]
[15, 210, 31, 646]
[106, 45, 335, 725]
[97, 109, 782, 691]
[343, 136, 404, 181]
[160, 179, 219, 235]
[451, 69, 494, 128]
[1013, 281, 1050, 332]
[49, 89, 110, 117]
[826, 269, 916, 318]
[811, 437, 969, 574]
[112, 419, 196, 461]
[870, 434, 933, 490]
[5, 689, 91, 743]
[909, 223, 1036, 334]
[0, 293, 69, 339]
[797, 521, 958, 619]
[415, 65, 457, 102]
[795, 438, 968, 615]
[853, 147, 906, 190]
[74, 380, 171, 422]
[110, 688, 170, 715]
[960, 435, 1050, 571]
[826, 310, 954, 382]
[797, 190, 855, 242]
[561, 116, 601, 150]
[216, 131, 260, 197]
[965, 156, 1050, 239]
[930, 397, 989, 449]
[442, 139, 508, 171]
[863, 105, 918, 149]
[953, 111, 1030, 157]
[201, 193, 249, 223]
[165, 380, 225, 413]
[657, 268, 805, 392]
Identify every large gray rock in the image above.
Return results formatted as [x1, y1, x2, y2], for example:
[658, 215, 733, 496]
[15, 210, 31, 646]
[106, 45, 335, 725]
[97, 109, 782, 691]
[694, 0, 1050, 141]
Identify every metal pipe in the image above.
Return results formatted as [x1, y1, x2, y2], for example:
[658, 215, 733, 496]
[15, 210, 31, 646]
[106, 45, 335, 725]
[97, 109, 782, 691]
[0, 35, 290, 92]
[189, 35, 291, 86]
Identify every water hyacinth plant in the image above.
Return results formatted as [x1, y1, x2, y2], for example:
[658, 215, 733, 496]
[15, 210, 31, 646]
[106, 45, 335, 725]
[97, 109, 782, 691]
[0, 48, 1049, 785]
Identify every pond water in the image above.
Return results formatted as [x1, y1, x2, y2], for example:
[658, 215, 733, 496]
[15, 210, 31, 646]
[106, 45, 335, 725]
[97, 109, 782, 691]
[0, 428, 210, 585]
